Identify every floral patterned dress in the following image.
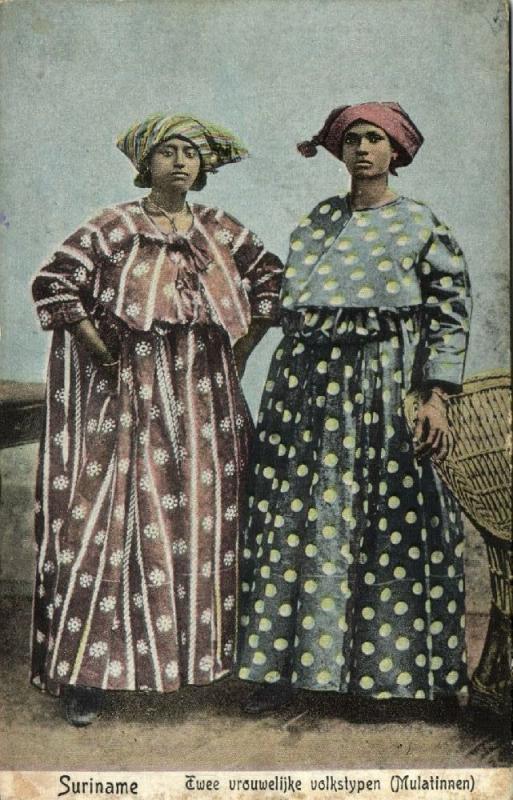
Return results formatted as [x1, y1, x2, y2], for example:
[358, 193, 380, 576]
[31, 200, 282, 694]
[237, 195, 472, 700]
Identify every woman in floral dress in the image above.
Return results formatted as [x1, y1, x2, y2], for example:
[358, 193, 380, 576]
[31, 113, 283, 724]
[237, 102, 472, 713]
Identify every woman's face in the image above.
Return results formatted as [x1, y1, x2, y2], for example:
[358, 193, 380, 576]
[149, 137, 201, 192]
[341, 122, 397, 178]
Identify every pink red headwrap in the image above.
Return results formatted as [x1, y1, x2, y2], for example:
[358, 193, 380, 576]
[297, 102, 423, 173]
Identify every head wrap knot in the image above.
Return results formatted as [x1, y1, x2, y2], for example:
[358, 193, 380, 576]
[297, 102, 423, 173]
[117, 113, 249, 187]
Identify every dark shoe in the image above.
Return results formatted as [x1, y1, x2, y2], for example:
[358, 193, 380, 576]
[242, 683, 293, 714]
[63, 685, 104, 727]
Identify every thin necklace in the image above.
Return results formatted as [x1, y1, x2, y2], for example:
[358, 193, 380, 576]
[144, 196, 192, 233]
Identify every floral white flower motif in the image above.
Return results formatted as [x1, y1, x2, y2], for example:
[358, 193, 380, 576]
[113, 504, 125, 521]
[54, 593, 63, 608]
[144, 522, 160, 540]
[57, 660, 70, 677]
[135, 341, 152, 357]
[177, 584, 186, 599]
[85, 364, 94, 378]
[54, 345, 65, 359]
[112, 616, 120, 631]
[74, 266, 87, 284]
[150, 405, 160, 420]
[163, 283, 174, 298]
[199, 654, 214, 672]
[153, 448, 170, 466]
[118, 458, 130, 474]
[201, 423, 213, 440]
[156, 615, 173, 632]
[149, 568, 166, 587]
[139, 385, 151, 400]
[120, 412, 132, 429]
[252, 233, 263, 247]
[67, 617, 82, 633]
[43, 560, 55, 574]
[165, 661, 179, 679]
[224, 505, 237, 521]
[39, 309, 52, 326]
[46, 603, 54, 619]
[51, 518, 64, 533]
[71, 505, 86, 520]
[54, 389, 65, 404]
[201, 469, 213, 486]
[80, 233, 92, 248]
[109, 227, 124, 243]
[174, 400, 185, 416]
[120, 366, 133, 384]
[139, 475, 151, 492]
[94, 530, 107, 545]
[200, 608, 212, 624]
[201, 561, 212, 578]
[100, 287, 116, 303]
[36, 630, 46, 644]
[202, 517, 213, 533]
[96, 379, 109, 394]
[111, 251, 125, 264]
[197, 377, 211, 394]
[108, 660, 123, 677]
[223, 550, 235, 567]
[214, 372, 224, 387]
[87, 419, 98, 434]
[136, 639, 149, 655]
[79, 572, 94, 588]
[224, 461, 235, 476]
[223, 595, 235, 610]
[110, 549, 124, 566]
[174, 356, 184, 371]
[235, 414, 245, 429]
[101, 418, 116, 434]
[215, 228, 233, 245]
[132, 261, 150, 278]
[161, 494, 178, 510]
[196, 339, 206, 352]
[132, 593, 143, 608]
[258, 299, 273, 315]
[219, 417, 231, 432]
[53, 430, 65, 446]
[99, 595, 116, 612]
[172, 539, 187, 555]
[224, 640, 234, 656]
[86, 461, 102, 478]
[220, 296, 231, 309]
[180, 631, 187, 645]
[89, 641, 108, 658]
[58, 548, 75, 565]
[126, 302, 140, 317]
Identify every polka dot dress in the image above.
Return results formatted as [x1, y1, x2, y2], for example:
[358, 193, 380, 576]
[238, 308, 468, 699]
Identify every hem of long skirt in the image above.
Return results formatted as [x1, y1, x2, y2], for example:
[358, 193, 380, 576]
[30, 669, 233, 697]
[238, 675, 468, 701]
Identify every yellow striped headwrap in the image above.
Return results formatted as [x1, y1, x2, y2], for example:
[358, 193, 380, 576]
[117, 113, 249, 186]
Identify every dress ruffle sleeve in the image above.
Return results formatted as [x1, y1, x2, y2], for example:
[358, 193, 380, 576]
[420, 215, 472, 391]
[223, 214, 283, 323]
[32, 224, 100, 330]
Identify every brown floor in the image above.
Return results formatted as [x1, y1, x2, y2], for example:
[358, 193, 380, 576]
[0, 596, 511, 771]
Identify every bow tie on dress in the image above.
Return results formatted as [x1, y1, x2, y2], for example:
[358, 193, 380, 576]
[168, 236, 214, 274]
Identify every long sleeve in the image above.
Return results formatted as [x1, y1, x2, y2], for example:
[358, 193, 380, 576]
[32, 224, 101, 330]
[223, 215, 283, 323]
[420, 216, 472, 390]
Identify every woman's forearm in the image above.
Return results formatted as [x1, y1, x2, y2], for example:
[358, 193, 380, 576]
[68, 318, 117, 365]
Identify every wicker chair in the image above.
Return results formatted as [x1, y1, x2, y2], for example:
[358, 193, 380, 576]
[404, 370, 512, 715]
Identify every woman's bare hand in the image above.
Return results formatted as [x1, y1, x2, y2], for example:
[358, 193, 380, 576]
[413, 389, 452, 461]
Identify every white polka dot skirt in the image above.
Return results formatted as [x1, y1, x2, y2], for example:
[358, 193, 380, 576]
[238, 308, 467, 699]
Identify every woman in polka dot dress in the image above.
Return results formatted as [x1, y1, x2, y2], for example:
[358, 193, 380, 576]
[238, 102, 472, 712]
[30, 113, 283, 724]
